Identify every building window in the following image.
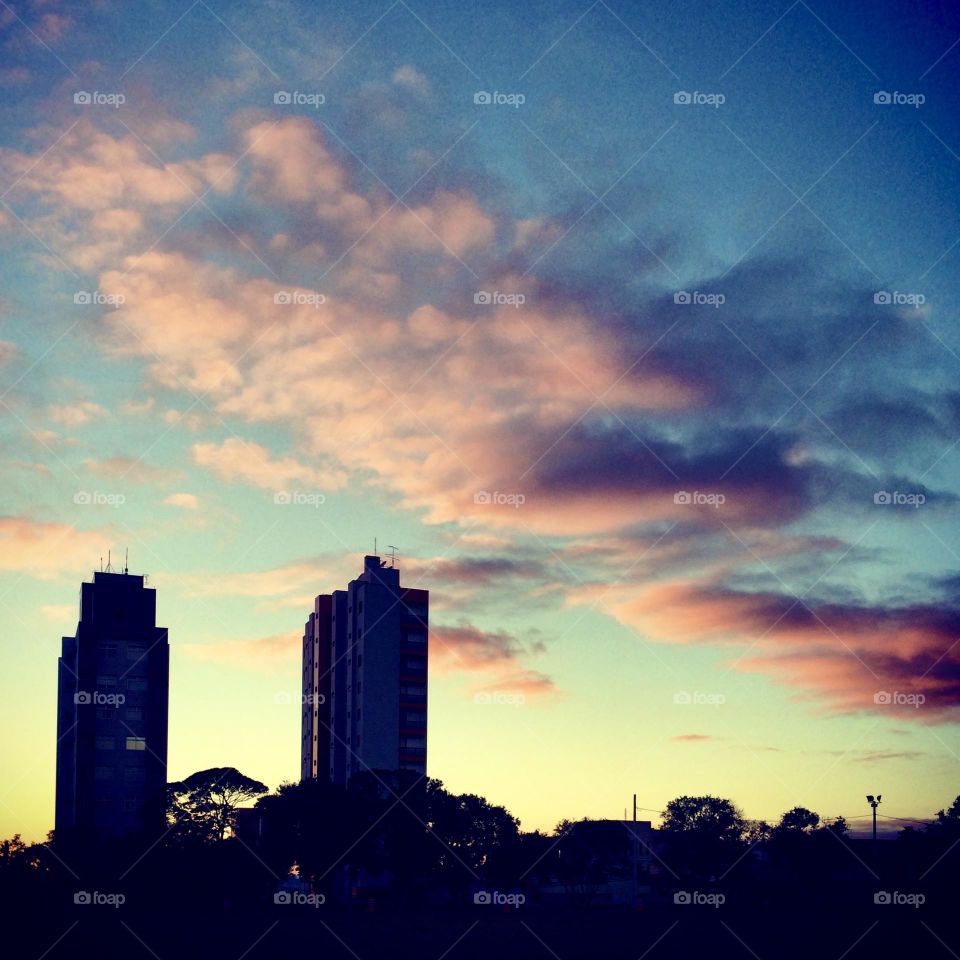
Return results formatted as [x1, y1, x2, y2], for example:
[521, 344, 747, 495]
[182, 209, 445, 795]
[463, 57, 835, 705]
[403, 710, 426, 725]
[125, 737, 146, 751]
[126, 645, 147, 661]
[95, 766, 114, 780]
[403, 658, 425, 673]
[126, 677, 147, 691]
[95, 736, 115, 750]
[122, 798, 138, 812]
[400, 684, 427, 700]
[400, 737, 426, 750]
[101, 644, 118, 658]
[96, 707, 117, 719]
[126, 707, 143, 721]
[96, 675, 117, 687]
[124, 767, 146, 781]
[405, 632, 426, 645]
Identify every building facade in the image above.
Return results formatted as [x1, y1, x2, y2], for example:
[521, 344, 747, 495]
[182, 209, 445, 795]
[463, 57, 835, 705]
[301, 555, 428, 785]
[56, 570, 169, 840]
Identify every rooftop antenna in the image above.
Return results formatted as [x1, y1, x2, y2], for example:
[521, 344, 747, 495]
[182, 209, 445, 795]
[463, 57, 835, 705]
[100, 555, 103, 573]
[105, 549, 114, 573]
[374, 536, 377, 556]
[386, 545, 399, 567]
[124, 548, 129, 575]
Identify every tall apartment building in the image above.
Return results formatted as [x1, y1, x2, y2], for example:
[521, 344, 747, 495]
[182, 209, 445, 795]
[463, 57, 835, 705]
[56, 569, 169, 840]
[301, 555, 428, 785]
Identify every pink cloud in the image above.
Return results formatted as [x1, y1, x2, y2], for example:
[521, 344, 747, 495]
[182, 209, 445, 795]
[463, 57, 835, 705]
[0, 516, 113, 580]
[596, 577, 960, 722]
[431, 623, 555, 699]
[192, 437, 345, 492]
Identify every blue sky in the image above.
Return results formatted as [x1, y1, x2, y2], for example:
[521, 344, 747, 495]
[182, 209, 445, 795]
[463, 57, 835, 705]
[1, 0, 959, 840]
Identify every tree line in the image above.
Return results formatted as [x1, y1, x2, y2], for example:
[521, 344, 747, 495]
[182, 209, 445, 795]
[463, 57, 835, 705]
[2, 769, 958, 914]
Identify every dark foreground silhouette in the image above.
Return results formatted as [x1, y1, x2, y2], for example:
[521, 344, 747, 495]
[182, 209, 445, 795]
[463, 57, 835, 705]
[4, 774, 958, 959]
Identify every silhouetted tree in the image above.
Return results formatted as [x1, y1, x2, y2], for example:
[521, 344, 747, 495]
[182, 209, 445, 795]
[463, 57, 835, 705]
[659, 796, 747, 883]
[167, 767, 268, 843]
[822, 815, 848, 837]
[254, 777, 367, 887]
[424, 778, 520, 876]
[774, 806, 820, 834]
[660, 796, 746, 842]
[744, 820, 773, 845]
[933, 794, 960, 828]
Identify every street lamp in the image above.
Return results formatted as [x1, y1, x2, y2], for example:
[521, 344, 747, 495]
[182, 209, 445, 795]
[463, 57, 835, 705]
[866, 795, 882, 852]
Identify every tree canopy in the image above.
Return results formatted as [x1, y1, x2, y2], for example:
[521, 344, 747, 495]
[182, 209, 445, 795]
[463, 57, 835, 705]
[167, 767, 268, 843]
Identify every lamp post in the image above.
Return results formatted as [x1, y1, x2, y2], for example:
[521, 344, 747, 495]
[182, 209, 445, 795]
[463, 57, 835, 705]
[866, 794, 881, 860]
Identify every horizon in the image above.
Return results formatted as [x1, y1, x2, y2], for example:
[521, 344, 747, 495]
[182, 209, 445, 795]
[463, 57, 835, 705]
[3, 555, 950, 842]
[2, 0, 960, 848]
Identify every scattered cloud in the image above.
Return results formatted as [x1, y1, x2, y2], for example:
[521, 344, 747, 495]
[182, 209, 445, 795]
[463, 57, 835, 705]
[164, 492, 199, 510]
[0, 516, 110, 580]
[192, 438, 345, 492]
[47, 401, 106, 427]
[84, 456, 179, 484]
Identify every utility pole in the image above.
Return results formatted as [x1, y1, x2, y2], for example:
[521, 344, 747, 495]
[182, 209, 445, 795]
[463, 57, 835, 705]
[631, 793, 638, 909]
[866, 794, 882, 861]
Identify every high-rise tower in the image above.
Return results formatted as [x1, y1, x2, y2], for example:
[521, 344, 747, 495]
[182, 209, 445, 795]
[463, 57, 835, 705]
[301, 555, 427, 785]
[56, 569, 169, 840]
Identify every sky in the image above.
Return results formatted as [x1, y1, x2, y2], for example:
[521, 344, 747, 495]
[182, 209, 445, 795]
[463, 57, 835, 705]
[1, 0, 959, 842]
